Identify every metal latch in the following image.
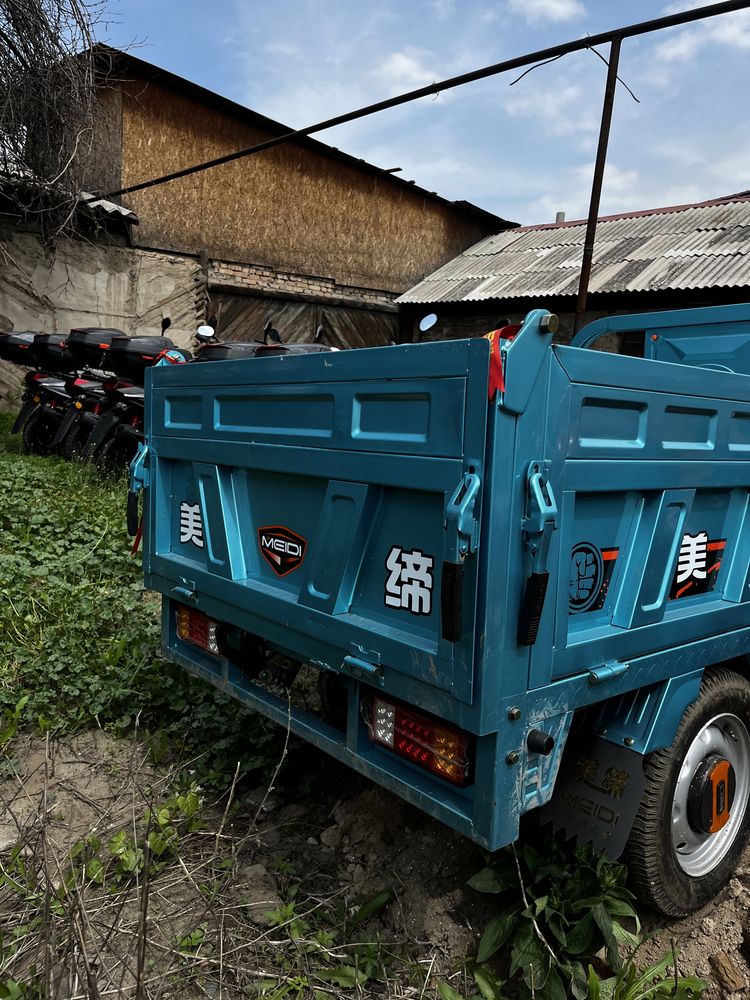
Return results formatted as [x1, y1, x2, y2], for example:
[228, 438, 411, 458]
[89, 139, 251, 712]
[341, 655, 383, 684]
[445, 472, 481, 562]
[522, 462, 558, 573]
[171, 579, 197, 603]
[127, 442, 150, 538]
[517, 462, 558, 646]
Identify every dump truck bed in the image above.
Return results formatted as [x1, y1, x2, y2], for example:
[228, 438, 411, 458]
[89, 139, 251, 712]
[139, 305, 750, 851]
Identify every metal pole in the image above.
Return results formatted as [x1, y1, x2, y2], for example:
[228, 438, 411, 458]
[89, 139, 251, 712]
[573, 36, 622, 336]
[102, 0, 750, 200]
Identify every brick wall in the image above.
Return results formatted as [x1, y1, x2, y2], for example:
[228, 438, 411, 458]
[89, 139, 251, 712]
[209, 260, 398, 310]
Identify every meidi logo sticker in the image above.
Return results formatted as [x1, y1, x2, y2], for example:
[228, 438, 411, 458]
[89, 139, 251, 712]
[258, 525, 307, 577]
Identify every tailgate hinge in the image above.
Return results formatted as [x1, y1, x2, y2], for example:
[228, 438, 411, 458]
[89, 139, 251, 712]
[444, 472, 481, 562]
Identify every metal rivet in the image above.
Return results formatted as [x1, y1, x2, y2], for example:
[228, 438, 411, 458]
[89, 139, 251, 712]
[508, 707, 521, 721]
[623, 737, 635, 747]
[506, 751, 519, 765]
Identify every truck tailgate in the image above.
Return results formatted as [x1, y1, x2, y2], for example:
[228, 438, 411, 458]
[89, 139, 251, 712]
[144, 340, 490, 703]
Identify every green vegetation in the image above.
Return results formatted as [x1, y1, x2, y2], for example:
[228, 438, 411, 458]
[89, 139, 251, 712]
[446, 842, 706, 1000]
[0, 413, 279, 789]
[0, 414, 711, 998]
[259, 882, 394, 998]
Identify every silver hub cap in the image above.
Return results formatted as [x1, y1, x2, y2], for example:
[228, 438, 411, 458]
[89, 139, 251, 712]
[671, 713, 750, 877]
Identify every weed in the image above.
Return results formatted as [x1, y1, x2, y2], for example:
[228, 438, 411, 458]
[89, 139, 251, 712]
[467, 840, 638, 998]
[462, 840, 708, 1000]
[258, 883, 394, 998]
[0, 413, 281, 791]
[587, 948, 706, 998]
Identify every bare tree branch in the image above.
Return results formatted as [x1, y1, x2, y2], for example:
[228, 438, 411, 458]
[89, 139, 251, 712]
[0, 0, 106, 241]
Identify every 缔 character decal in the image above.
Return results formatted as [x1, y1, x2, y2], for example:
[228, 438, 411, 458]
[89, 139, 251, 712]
[384, 545, 435, 616]
[670, 532, 725, 600]
[569, 543, 619, 614]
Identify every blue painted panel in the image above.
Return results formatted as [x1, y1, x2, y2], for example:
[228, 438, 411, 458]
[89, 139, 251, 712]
[139, 303, 750, 854]
[145, 339, 490, 704]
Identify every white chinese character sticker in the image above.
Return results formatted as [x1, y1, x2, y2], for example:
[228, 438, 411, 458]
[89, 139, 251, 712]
[179, 501, 204, 548]
[676, 531, 708, 585]
[384, 545, 434, 616]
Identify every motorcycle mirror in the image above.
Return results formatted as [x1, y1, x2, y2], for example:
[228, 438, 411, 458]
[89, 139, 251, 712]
[196, 324, 215, 343]
[418, 313, 438, 333]
[161, 317, 172, 334]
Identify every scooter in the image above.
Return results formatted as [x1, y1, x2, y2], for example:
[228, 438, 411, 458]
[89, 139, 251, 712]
[80, 320, 189, 470]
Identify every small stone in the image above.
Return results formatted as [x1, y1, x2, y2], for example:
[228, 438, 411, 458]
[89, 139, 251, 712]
[728, 877, 744, 898]
[306, 836, 317, 846]
[319, 825, 341, 849]
[702, 916, 716, 934]
[235, 863, 282, 928]
[709, 951, 746, 994]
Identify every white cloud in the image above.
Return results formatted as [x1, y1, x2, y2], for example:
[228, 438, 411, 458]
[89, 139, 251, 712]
[376, 48, 441, 95]
[507, 0, 585, 24]
[523, 160, 710, 225]
[429, 0, 456, 19]
[505, 81, 599, 139]
[656, 7, 750, 63]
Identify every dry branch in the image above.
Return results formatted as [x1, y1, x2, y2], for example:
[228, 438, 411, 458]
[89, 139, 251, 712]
[0, 0, 104, 240]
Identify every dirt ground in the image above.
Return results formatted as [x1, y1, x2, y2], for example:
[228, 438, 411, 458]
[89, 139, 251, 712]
[0, 729, 748, 998]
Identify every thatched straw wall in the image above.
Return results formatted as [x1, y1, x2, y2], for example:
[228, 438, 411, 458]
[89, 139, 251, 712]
[119, 77, 493, 293]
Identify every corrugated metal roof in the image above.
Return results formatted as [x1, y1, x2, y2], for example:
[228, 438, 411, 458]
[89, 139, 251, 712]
[398, 195, 750, 305]
[81, 192, 139, 222]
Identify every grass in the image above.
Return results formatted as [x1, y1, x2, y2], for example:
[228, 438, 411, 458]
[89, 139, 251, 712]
[0, 411, 280, 788]
[0, 412, 712, 999]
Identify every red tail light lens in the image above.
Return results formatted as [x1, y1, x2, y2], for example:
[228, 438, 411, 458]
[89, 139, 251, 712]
[365, 695, 472, 787]
[176, 605, 220, 656]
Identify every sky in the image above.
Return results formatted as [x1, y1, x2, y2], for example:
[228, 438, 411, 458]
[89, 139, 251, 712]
[99, 0, 750, 227]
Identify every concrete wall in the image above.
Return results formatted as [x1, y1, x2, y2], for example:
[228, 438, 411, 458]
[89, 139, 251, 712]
[0, 229, 202, 407]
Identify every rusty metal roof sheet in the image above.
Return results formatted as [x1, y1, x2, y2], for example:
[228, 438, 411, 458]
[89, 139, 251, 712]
[398, 195, 750, 305]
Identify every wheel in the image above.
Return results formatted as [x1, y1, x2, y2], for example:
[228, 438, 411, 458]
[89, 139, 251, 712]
[61, 421, 93, 460]
[22, 409, 59, 455]
[97, 432, 139, 475]
[626, 666, 750, 916]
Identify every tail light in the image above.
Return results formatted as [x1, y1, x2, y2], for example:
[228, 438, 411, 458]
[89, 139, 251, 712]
[365, 694, 473, 787]
[176, 605, 221, 656]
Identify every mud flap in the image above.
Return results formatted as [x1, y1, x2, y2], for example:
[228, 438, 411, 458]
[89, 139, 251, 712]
[11, 400, 37, 434]
[81, 407, 122, 459]
[51, 404, 81, 447]
[538, 735, 646, 859]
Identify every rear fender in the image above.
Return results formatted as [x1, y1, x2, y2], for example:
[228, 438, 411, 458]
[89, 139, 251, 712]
[539, 668, 704, 858]
[595, 668, 704, 755]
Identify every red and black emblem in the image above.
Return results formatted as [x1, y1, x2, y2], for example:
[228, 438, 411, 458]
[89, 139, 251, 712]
[258, 525, 307, 577]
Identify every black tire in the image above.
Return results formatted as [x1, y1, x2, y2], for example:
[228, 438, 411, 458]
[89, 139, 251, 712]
[625, 666, 750, 916]
[97, 432, 139, 475]
[61, 421, 93, 461]
[22, 409, 59, 455]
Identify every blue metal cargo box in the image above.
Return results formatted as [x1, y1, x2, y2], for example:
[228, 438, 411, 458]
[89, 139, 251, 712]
[136, 304, 750, 910]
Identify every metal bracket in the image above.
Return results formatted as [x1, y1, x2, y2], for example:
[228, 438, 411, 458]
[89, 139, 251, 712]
[445, 472, 481, 562]
[522, 462, 558, 573]
[129, 441, 149, 494]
